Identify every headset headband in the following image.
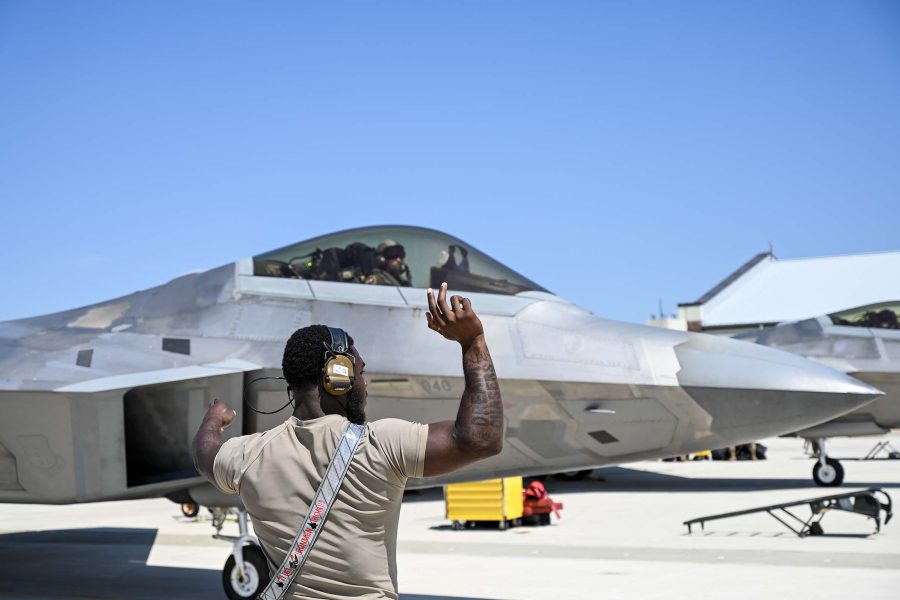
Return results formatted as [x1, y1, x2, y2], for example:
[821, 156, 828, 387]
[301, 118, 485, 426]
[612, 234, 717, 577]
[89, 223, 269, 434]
[326, 327, 350, 355]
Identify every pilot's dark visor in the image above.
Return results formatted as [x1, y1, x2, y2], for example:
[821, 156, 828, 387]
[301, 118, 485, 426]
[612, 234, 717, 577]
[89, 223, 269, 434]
[381, 245, 406, 260]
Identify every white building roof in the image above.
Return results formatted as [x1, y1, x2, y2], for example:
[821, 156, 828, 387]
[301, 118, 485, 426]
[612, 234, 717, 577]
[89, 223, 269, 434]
[688, 250, 900, 328]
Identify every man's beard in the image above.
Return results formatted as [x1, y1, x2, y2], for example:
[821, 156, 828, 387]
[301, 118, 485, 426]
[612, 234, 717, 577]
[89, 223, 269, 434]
[346, 384, 367, 425]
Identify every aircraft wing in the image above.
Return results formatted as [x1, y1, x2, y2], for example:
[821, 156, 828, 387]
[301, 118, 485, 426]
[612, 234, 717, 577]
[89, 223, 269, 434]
[0, 360, 260, 505]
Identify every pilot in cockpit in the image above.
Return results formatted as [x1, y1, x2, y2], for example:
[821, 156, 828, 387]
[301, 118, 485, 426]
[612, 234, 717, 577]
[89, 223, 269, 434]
[365, 239, 412, 287]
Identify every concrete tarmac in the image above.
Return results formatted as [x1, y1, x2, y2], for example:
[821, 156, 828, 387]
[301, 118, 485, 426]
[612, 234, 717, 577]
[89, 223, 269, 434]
[1, 435, 898, 599]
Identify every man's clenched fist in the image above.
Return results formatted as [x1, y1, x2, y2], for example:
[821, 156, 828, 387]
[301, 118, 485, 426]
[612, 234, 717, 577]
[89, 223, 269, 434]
[206, 398, 237, 430]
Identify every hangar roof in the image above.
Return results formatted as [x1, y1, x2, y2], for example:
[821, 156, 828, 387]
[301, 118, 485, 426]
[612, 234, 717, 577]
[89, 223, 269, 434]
[683, 250, 900, 328]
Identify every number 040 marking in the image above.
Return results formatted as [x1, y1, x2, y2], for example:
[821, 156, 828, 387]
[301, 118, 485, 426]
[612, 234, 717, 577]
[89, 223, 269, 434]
[420, 379, 452, 393]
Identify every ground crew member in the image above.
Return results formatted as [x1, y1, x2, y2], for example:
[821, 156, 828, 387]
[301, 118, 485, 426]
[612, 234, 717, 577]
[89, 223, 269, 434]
[192, 283, 502, 599]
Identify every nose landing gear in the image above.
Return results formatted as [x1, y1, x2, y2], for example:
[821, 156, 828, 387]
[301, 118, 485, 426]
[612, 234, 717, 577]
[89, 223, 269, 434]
[810, 439, 844, 487]
[209, 507, 271, 600]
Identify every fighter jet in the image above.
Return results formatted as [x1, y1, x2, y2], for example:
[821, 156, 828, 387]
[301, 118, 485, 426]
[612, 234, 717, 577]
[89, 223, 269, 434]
[736, 301, 900, 486]
[0, 225, 880, 598]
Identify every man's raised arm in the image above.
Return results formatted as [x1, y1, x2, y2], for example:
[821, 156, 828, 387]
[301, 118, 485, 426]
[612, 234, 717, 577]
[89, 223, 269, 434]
[192, 399, 237, 482]
[423, 283, 503, 477]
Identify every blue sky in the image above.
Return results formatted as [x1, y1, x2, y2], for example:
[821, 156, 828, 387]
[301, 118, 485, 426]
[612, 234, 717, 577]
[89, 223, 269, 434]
[1, 1, 898, 324]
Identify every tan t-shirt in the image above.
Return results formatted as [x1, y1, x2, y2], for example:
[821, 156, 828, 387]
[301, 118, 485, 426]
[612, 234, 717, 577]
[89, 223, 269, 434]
[213, 414, 428, 600]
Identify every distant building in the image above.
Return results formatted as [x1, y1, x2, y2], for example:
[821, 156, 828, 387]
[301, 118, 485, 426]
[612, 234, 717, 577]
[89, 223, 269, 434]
[650, 250, 900, 336]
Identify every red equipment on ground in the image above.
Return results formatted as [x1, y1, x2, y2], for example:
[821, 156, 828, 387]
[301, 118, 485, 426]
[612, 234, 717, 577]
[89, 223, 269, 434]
[522, 480, 563, 525]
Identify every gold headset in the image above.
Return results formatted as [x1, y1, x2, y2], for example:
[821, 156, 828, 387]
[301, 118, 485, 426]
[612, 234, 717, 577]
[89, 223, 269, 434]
[322, 327, 355, 396]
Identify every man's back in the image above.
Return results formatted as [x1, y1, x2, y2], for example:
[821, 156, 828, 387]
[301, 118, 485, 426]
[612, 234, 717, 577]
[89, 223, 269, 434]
[193, 286, 503, 599]
[213, 414, 427, 599]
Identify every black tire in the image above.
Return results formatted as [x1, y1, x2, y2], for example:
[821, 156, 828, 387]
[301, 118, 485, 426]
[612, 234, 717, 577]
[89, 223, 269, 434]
[181, 502, 199, 518]
[808, 522, 824, 536]
[812, 458, 844, 487]
[522, 514, 540, 526]
[223, 544, 270, 600]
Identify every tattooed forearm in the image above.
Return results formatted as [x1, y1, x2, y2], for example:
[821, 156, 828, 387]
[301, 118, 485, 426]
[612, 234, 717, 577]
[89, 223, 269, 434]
[422, 286, 504, 475]
[192, 415, 226, 483]
[455, 336, 503, 457]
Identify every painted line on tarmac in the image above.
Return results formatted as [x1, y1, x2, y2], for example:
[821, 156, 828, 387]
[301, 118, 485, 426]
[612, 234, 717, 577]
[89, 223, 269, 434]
[398, 540, 900, 570]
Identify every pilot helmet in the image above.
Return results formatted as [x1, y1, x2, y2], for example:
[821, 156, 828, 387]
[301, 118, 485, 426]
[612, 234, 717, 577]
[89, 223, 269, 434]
[377, 239, 406, 261]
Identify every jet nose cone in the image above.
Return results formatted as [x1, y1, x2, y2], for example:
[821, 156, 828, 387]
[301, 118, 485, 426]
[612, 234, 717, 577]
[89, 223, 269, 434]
[675, 334, 882, 440]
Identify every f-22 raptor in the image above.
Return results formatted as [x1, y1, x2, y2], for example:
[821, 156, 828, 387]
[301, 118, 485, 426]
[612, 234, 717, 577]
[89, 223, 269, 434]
[738, 301, 900, 486]
[0, 225, 879, 509]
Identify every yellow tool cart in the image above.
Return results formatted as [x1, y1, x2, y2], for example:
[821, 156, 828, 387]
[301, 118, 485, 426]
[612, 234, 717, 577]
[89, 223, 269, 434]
[690, 450, 712, 461]
[445, 476, 524, 530]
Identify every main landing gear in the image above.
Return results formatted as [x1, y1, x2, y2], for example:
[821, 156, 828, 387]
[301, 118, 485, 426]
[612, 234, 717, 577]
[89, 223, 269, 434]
[810, 438, 844, 487]
[209, 507, 271, 599]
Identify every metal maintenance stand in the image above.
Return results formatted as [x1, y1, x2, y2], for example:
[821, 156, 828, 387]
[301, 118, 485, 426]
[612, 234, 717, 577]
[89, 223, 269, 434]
[684, 488, 893, 537]
[859, 440, 900, 461]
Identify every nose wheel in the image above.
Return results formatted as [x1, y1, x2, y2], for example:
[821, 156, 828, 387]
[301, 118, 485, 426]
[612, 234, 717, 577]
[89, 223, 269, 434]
[223, 544, 268, 599]
[813, 457, 844, 487]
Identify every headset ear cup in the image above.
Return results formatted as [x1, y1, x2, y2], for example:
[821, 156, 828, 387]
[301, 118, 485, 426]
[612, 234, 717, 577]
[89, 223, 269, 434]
[322, 327, 355, 396]
[322, 353, 355, 396]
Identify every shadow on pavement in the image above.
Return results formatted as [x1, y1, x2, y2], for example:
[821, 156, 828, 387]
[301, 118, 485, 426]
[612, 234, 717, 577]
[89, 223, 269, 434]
[403, 467, 900, 498]
[536, 467, 900, 493]
[403, 487, 444, 502]
[0, 528, 504, 600]
[0, 527, 221, 600]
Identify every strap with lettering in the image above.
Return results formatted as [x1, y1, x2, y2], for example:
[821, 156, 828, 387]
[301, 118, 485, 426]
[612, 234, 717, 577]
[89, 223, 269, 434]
[256, 422, 366, 600]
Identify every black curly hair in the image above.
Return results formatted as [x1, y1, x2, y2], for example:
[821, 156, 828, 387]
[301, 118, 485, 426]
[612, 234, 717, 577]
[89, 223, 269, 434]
[282, 324, 356, 390]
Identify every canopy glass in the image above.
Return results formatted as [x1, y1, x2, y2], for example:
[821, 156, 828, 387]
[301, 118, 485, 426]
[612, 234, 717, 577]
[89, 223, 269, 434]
[253, 226, 548, 296]
[830, 302, 900, 330]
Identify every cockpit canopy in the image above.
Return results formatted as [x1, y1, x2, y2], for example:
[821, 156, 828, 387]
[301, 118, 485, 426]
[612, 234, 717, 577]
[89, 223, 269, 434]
[829, 301, 900, 330]
[253, 225, 548, 296]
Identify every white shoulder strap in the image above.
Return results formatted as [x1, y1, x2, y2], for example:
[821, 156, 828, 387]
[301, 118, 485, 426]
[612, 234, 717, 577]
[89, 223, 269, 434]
[257, 422, 366, 600]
